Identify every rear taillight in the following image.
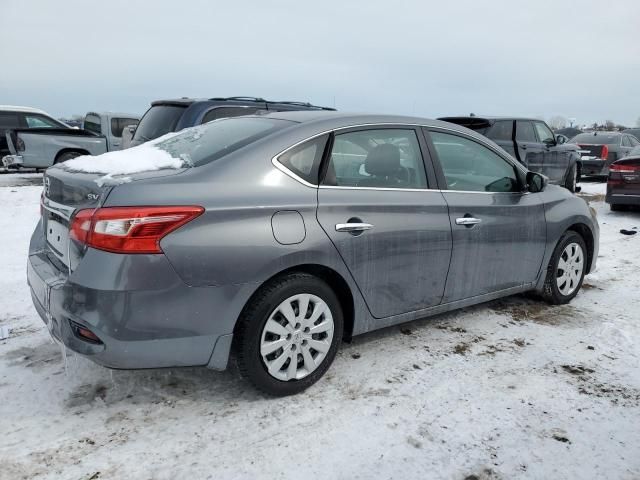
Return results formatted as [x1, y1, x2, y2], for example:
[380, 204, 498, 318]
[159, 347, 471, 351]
[610, 163, 640, 173]
[69, 206, 204, 254]
[16, 138, 25, 152]
[601, 144, 609, 160]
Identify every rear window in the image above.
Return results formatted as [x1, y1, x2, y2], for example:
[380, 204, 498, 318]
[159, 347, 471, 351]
[571, 133, 620, 145]
[84, 115, 102, 134]
[133, 105, 186, 143]
[153, 117, 292, 167]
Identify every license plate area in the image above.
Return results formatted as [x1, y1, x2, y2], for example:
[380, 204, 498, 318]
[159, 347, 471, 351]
[45, 218, 70, 264]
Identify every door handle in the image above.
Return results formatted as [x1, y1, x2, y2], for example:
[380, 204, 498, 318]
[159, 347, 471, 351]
[335, 223, 374, 232]
[455, 217, 482, 226]
[520, 144, 527, 150]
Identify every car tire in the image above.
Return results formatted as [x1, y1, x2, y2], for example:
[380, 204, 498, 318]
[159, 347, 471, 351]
[235, 273, 343, 396]
[542, 231, 587, 305]
[54, 151, 83, 164]
[610, 203, 624, 211]
[564, 164, 577, 193]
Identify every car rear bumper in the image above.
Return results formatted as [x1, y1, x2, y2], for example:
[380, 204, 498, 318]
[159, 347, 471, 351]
[2, 155, 23, 167]
[606, 193, 640, 206]
[580, 159, 610, 176]
[27, 223, 253, 370]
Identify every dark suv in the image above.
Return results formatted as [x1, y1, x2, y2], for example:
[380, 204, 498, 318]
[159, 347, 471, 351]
[130, 96, 335, 147]
[440, 116, 582, 192]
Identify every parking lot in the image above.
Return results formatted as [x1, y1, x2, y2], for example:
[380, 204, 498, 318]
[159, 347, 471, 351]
[0, 174, 638, 479]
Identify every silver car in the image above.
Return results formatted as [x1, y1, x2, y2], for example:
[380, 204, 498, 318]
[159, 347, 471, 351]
[28, 111, 599, 396]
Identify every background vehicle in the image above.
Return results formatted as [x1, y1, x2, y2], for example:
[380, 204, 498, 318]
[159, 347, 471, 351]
[623, 128, 640, 141]
[569, 131, 639, 177]
[556, 127, 582, 139]
[606, 146, 640, 210]
[3, 111, 139, 169]
[130, 96, 335, 147]
[28, 112, 598, 396]
[439, 116, 582, 192]
[0, 105, 68, 162]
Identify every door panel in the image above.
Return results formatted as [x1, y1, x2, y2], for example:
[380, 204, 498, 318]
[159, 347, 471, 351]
[441, 192, 547, 302]
[534, 121, 567, 183]
[317, 189, 452, 317]
[427, 129, 547, 302]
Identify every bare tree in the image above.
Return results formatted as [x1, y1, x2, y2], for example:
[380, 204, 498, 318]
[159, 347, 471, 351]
[636, 116, 640, 127]
[548, 115, 567, 130]
[604, 120, 615, 131]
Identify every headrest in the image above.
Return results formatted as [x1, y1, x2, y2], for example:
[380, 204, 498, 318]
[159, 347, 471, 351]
[364, 143, 401, 177]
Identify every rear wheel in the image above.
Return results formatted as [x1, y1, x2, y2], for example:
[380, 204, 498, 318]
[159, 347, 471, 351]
[542, 231, 587, 304]
[54, 151, 83, 164]
[564, 164, 577, 193]
[235, 273, 343, 396]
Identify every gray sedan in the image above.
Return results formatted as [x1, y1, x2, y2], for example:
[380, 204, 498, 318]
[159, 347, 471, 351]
[28, 112, 599, 396]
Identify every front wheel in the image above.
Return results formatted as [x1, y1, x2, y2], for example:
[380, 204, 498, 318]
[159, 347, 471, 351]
[542, 231, 587, 304]
[235, 273, 343, 396]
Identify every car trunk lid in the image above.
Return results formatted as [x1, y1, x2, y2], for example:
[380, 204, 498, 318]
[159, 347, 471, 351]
[41, 166, 186, 272]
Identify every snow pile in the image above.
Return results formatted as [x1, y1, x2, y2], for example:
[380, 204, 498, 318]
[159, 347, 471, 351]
[61, 140, 184, 176]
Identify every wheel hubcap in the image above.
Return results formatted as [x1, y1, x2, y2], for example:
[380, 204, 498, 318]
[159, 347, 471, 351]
[556, 242, 584, 296]
[260, 294, 334, 381]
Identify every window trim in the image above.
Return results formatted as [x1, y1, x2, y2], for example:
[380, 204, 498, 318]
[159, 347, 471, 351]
[273, 123, 528, 193]
[273, 123, 475, 191]
[423, 126, 528, 194]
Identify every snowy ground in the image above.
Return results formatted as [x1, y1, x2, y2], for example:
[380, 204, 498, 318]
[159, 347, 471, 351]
[0, 175, 639, 480]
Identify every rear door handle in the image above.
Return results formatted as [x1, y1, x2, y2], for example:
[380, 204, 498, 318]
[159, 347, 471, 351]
[335, 223, 374, 232]
[455, 217, 482, 226]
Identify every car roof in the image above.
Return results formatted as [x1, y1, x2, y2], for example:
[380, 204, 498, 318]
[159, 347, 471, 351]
[85, 111, 140, 119]
[574, 131, 623, 136]
[253, 110, 478, 134]
[0, 105, 49, 115]
[440, 115, 546, 123]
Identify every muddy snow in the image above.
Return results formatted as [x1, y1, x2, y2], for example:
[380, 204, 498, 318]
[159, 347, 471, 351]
[0, 178, 638, 479]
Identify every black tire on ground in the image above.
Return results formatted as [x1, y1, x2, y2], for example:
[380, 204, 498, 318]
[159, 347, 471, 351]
[564, 164, 577, 193]
[542, 231, 587, 305]
[54, 151, 83, 164]
[234, 273, 344, 396]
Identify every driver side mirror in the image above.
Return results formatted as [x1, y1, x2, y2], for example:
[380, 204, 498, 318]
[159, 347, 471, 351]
[527, 171, 548, 193]
[544, 137, 557, 147]
[555, 134, 566, 145]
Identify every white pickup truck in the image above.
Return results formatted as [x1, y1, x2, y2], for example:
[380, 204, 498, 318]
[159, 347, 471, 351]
[2, 110, 139, 169]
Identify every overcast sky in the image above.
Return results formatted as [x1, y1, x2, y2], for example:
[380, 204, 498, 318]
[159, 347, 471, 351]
[2, 0, 639, 126]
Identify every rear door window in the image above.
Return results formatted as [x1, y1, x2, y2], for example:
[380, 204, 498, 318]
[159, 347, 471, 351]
[486, 120, 512, 141]
[202, 107, 259, 124]
[322, 129, 427, 189]
[133, 105, 186, 143]
[516, 121, 537, 142]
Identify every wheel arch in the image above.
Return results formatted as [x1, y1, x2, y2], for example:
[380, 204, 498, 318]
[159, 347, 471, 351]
[567, 223, 595, 273]
[233, 263, 356, 342]
[54, 148, 90, 163]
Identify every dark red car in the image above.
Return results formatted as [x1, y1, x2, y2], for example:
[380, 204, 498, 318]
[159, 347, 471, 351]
[606, 148, 640, 211]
